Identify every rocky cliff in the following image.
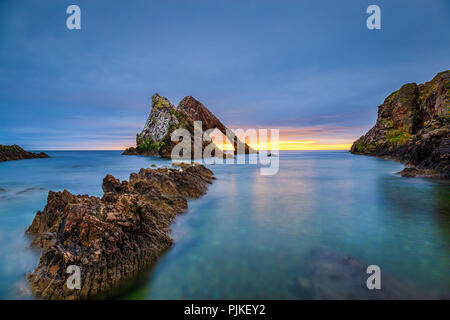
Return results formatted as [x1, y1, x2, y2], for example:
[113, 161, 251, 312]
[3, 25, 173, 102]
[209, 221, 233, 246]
[0, 145, 49, 162]
[350, 70, 449, 178]
[26, 163, 214, 299]
[123, 94, 254, 158]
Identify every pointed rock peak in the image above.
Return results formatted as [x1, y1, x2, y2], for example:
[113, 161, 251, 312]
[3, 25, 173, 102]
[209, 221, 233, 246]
[179, 95, 199, 106]
[151, 93, 174, 110]
[178, 96, 223, 130]
[178, 96, 208, 114]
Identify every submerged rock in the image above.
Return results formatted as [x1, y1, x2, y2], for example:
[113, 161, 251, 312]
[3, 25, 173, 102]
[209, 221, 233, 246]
[26, 164, 214, 299]
[123, 93, 254, 159]
[16, 187, 45, 195]
[396, 167, 437, 178]
[350, 70, 449, 178]
[0, 145, 49, 162]
[297, 247, 443, 299]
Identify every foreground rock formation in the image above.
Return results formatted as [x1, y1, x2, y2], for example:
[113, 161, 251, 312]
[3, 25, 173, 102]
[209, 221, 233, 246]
[0, 144, 49, 162]
[351, 70, 449, 178]
[26, 163, 214, 299]
[123, 94, 255, 158]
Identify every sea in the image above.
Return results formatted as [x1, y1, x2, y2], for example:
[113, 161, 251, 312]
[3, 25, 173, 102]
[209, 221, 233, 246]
[0, 151, 448, 299]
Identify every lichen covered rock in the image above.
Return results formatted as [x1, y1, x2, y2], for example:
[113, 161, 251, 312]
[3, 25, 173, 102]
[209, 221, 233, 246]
[351, 70, 449, 178]
[26, 164, 214, 299]
[123, 93, 254, 158]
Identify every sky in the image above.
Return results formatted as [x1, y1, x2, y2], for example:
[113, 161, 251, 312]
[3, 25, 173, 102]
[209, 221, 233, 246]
[0, 0, 449, 150]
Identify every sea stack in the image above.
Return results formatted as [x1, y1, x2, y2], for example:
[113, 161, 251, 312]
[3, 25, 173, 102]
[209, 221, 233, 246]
[122, 94, 255, 158]
[0, 145, 49, 162]
[26, 163, 214, 299]
[350, 70, 449, 178]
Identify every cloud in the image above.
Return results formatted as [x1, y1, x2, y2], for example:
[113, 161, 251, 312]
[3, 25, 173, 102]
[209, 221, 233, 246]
[0, 0, 448, 150]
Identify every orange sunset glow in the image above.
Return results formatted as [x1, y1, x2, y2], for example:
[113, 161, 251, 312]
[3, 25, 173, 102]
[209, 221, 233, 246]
[212, 126, 355, 151]
[94, 140, 352, 151]
[62, 126, 357, 151]
[215, 141, 352, 151]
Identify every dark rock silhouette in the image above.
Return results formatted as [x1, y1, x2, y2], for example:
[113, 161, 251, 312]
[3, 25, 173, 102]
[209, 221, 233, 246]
[0, 145, 49, 162]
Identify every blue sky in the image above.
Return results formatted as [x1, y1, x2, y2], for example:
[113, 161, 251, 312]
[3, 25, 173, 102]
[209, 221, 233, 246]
[0, 0, 449, 150]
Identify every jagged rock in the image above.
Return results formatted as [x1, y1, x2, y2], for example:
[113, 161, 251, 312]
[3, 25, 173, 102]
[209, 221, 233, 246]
[396, 167, 440, 178]
[0, 145, 49, 162]
[123, 93, 254, 159]
[123, 94, 210, 158]
[178, 96, 255, 154]
[351, 70, 450, 178]
[137, 94, 180, 147]
[121, 147, 139, 155]
[26, 164, 214, 299]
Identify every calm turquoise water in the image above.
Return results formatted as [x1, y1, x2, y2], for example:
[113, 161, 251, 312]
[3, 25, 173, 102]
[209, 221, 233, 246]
[0, 151, 449, 299]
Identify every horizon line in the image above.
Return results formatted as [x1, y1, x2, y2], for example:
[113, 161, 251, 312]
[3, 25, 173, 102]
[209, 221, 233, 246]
[29, 148, 351, 152]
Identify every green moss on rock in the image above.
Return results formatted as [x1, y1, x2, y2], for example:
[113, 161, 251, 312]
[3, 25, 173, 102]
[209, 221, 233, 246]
[136, 137, 166, 153]
[380, 118, 394, 128]
[385, 126, 411, 146]
[398, 83, 418, 104]
[0, 144, 25, 152]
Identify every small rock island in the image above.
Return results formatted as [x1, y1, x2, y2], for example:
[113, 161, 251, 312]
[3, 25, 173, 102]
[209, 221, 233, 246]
[0, 144, 49, 162]
[351, 70, 449, 178]
[123, 94, 255, 158]
[26, 163, 214, 299]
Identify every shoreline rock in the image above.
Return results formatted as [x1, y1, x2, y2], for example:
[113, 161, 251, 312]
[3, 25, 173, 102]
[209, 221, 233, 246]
[396, 167, 439, 178]
[0, 145, 50, 162]
[350, 70, 449, 179]
[26, 163, 214, 299]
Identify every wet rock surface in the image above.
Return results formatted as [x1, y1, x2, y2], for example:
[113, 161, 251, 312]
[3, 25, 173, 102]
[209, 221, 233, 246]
[0, 145, 49, 162]
[26, 163, 214, 299]
[350, 70, 449, 178]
